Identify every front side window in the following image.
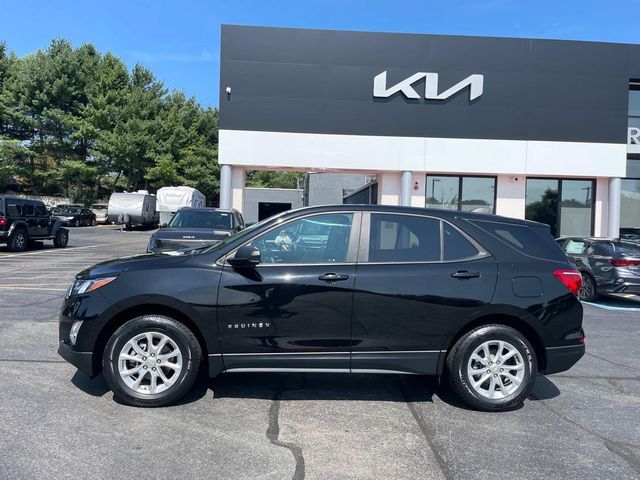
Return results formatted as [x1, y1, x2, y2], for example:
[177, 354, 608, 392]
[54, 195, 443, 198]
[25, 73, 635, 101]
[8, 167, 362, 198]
[24, 204, 35, 216]
[249, 213, 353, 264]
[369, 214, 440, 262]
[35, 205, 46, 216]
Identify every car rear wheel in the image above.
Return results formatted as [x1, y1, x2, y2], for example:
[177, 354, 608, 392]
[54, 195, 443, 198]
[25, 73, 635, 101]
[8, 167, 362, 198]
[578, 272, 597, 302]
[8, 228, 28, 252]
[53, 228, 68, 248]
[446, 324, 537, 411]
[102, 315, 202, 407]
[73, 219, 80, 227]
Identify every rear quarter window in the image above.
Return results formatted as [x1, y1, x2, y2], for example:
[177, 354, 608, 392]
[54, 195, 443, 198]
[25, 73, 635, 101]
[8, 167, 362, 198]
[470, 220, 567, 261]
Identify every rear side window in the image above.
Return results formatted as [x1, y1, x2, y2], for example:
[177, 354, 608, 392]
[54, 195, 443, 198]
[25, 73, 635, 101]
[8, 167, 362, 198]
[369, 214, 440, 262]
[443, 223, 479, 260]
[564, 239, 587, 255]
[24, 204, 35, 216]
[471, 220, 566, 261]
[7, 203, 22, 216]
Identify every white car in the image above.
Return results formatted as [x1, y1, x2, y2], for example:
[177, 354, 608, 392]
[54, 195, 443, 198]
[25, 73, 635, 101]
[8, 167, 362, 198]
[90, 204, 108, 224]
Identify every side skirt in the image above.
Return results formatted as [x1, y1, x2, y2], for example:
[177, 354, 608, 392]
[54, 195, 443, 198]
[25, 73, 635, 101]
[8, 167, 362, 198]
[207, 350, 445, 378]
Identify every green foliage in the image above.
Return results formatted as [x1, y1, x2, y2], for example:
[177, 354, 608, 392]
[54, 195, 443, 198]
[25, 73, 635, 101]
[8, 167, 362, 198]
[0, 39, 222, 205]
[246, 170, 304, 189]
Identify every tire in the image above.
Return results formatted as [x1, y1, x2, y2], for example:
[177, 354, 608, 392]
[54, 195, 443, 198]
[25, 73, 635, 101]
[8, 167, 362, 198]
[53, 228, 68, 248]
[90, 218, 96, 226]
[578, 272, 598, 302]
[73, 219, 80, 227]
[102, 315, 202, 407]
[446, 324, 537, 412]
[8, 228, 28, 252]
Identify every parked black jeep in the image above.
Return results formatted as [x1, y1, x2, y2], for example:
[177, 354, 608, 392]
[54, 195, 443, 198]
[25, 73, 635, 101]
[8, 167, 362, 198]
[0, 196, 69, 251]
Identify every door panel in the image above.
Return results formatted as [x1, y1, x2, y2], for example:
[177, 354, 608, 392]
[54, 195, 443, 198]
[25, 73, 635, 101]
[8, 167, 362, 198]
[351, 212, 498, 374]
[217, 211, 360, 371]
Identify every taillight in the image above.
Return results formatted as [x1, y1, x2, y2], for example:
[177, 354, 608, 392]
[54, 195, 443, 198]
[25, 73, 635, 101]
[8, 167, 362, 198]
[611, 258, 640, 267]
[553, 269, 582, 295]
[0, 216, 7, 227]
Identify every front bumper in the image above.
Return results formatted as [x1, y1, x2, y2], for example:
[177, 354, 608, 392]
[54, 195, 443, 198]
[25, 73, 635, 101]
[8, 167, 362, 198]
[58, 341, 96, 377]
[544, 344, 585, 374]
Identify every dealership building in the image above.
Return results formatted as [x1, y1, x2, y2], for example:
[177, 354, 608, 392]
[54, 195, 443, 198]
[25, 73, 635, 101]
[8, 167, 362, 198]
[218, 25, 640, 238]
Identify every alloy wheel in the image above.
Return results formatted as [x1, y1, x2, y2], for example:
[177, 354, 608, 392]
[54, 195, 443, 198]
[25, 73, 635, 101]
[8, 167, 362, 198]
[118, 332, 183, 395]
[467, 340, 525, 399]
[14, 233, 26, 250]
[579, 275, 594, 301]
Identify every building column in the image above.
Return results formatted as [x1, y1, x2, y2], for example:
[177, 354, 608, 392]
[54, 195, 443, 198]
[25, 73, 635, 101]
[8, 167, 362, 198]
[231, 167, 245, 212]
[400, 171, 412, 206]
[495, 175, 526, 219]
[219, 164, 232, 209]
[608, 177, 621, 238]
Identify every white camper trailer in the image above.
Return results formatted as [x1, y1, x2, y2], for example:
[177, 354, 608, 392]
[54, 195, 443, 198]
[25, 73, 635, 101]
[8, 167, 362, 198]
[107, 191, 159, 230]
[156, 186, 206, 226]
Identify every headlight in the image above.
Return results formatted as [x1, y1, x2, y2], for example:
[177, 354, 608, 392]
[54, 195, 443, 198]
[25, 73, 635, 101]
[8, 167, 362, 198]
[69, 276, 117, 296]
[69, 320, 83, 345]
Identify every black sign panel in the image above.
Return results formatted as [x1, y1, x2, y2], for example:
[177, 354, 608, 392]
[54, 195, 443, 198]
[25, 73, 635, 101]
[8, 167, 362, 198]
[220, 25, 638, 144]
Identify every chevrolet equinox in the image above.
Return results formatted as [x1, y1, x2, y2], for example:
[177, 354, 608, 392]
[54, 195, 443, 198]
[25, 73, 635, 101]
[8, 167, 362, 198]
[59, 205, 585, 411]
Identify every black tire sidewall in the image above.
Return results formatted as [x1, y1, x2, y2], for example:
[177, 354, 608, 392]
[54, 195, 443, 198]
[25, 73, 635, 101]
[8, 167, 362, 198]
[449, 325, 537, 411]
[103, 316, 201, 406]
[54, 229, 68, 248]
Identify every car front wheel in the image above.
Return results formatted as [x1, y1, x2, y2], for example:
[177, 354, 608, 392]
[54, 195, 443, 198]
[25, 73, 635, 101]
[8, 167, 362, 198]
[103, 315, 202, 407]
[53, 228, 68, 248]
[446, 324, 536, 411]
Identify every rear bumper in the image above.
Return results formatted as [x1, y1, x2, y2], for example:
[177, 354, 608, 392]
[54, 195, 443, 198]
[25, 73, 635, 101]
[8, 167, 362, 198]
[544, 344, 585, 374]
[58, 341, 96, 377]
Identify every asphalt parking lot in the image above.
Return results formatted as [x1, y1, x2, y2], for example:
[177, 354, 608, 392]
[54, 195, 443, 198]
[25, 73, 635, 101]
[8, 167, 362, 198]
[0, 226, 639, 480]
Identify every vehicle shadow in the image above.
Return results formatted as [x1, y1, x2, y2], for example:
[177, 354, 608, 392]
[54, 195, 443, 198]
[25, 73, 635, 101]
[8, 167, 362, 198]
[71, 370, 561, 410]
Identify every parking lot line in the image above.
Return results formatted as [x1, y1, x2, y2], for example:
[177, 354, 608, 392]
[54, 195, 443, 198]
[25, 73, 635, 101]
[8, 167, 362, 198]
[0, 240, 141, 258]
[0, 286, 67, 291]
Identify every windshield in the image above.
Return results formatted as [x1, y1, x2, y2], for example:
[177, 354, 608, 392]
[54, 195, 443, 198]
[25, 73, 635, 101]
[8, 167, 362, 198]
[168, 210, 232, 229]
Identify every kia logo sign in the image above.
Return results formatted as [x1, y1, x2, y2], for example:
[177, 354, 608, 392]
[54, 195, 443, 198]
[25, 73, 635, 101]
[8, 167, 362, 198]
[373, 71, 484, 101]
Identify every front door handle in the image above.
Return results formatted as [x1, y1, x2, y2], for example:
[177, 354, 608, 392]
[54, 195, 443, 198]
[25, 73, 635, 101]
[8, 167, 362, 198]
[318, 273, 349, 282]
[451, 271, 480, 279]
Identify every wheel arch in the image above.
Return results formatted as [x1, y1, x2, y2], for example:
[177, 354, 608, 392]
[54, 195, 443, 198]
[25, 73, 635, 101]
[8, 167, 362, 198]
[92, 303, 209, 376]
[442, 314, 546, 374]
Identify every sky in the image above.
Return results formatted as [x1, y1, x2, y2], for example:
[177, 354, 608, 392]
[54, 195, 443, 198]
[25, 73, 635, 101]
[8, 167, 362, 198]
[2, 0, 640, 108]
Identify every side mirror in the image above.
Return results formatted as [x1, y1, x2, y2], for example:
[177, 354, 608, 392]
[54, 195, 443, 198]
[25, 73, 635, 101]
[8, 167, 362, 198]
[228, 245, 261, 267]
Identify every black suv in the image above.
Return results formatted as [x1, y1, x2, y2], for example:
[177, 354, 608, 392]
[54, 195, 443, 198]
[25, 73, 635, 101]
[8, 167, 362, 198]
[0, 196, 69, 251]
[148, 207, 244, 254]
[58, 206, 584, 411]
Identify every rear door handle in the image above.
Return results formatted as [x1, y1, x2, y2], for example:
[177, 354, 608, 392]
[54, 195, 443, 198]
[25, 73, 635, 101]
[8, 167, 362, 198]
[451, 271, 480, 279]
[318, 273, 349, 282]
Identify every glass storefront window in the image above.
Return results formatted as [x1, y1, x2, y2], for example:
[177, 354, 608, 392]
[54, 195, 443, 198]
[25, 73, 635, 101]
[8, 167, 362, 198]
[559, 180, 593, 236]
[525, 178, 594, 237]
[629, 89, 640, 117]
[426, 176, 458, 210]
[461, 177, 495, 212]
[426, 175, 495, 213]
[621, 179, 640, 229]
